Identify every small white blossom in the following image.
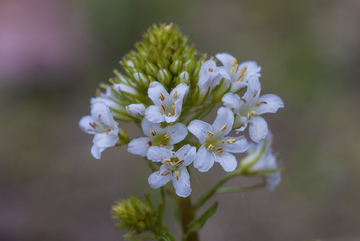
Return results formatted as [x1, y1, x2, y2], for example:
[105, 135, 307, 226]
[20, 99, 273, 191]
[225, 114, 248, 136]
[145, 82, 189, 123]
[147, 144, 196, 197]
[222, 76, 284, 143]
[79, 101, 119, 159]
[216, 52, 261, 93]
[128, 118, 188, 157]
[240, 132, 281, 190]
[188, 107, 249, 172]
[126, 103, 145, 118]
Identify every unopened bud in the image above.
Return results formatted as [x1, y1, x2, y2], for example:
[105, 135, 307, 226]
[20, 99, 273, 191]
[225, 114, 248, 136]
[169, 60, 183, 75]
[157, 69, 173, 86]
[145, 62, 159, 78]
[126, 103, 146, 118]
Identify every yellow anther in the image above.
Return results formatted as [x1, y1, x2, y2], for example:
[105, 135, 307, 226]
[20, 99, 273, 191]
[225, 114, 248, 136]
[164, 134, 170, 140]
[172, 91, 178, 99]
[98, 114, 102, 123]
[90, 122, 97, 129]
[162, 158, 171, 163]
[247, 112, 251, 120]
[171, 102, 175, 111]
[161, 105, 165, 114]
[177, 159, 184, 165]
[208, 67, 213, 72]
[252, 90, 258, 98]
[257, 100, 267, 105]
[230, 64, 238, 76]
[231, 58, 237, 66]
[207, 131, 214, 137]
[215, 148, 225, 154]
[250, 110, 257, 116]
[160, 93, 165, 101]
[208, 144, 214, 151]
[159, 143, 169, 148]
[226, 139, 236, 144]
[175, 171, 180, 180]
[161, 170, 170, 176]
[220, 125, 227, 132]
[150, 129, 156, 136]
[240, 98, 247, 103]
[236, 66, 247, 82]
[167, 113, 173, 117]
[220, 140, 225, 145]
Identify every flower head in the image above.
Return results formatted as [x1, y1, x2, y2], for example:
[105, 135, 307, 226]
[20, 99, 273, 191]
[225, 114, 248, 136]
[145, 82, 189, 123]
[188, 107, 249, 172]
[127, 118, 188, 157]
[147, 144, 196, 197]
[222, 76, 284, 143]
[79, 101, 119, 159]
[216, 52, 261, 93]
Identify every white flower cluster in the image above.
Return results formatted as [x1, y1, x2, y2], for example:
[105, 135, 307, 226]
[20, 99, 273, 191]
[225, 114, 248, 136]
[79, 52, 284, 197]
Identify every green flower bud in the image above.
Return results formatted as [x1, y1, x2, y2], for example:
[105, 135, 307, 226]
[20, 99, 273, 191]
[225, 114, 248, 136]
[169, 59, 183, 75]
[157, 69, 173, 86]
[145, 62, 159, 78]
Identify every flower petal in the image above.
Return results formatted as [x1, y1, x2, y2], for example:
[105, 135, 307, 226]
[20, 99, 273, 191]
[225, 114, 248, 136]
[148, 164, 171, 189]
[79, 115, 96, 134]
[91, 144, 106, 159]
[128, 137, 151, 157]
[253, 94, 284, 115]
[188, 120, 213, 144]
[215, 152, 238, 172]
[141, 118, 164, 137]
[236, 61, 261, 81]
[91, 101, 115, 127]
[230, 81, 247, 93]
[175, 144, 196, 166]
[165, 123, 188, 144]
[249, 116, 268, 143]
[148, 82, 170, 106]
[222, 93, 242, 112]
[212, 107, 234, 136]
[145, 105, 165, 123]
[93, 132, 118, 148]
[234, 114, 248, 131]
[163, 99, 182, 123]
[223, 136, 249, 153]
[126, 103, 145, 118]
[266, 172, 281, 190]
[147, 146, 173, 162]
[217, 66, 232, 80]
[215, 52, 234, 71]
[240, 76, 261, 112]
[171, 167, 192, 197]
[194, 145, 216, 172]
[170, 83, 189, 101]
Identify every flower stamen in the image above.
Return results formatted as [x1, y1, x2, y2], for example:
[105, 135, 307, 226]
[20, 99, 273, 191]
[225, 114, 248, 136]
[161, 170, 170, 176]
[150, 129, 156, 136]
[215, 148, 225, 154]
[160, 93, 165, 101]
[226, 139, 236, 144]
[164, 134, 170, 140]
[175, 171, 180, 180]
[207, 131, 214, 137]
[231, 58, 237, 66]
[220, 125, 227, 132]
[172, 91, 178, 99]
[208, 144, 214, 151]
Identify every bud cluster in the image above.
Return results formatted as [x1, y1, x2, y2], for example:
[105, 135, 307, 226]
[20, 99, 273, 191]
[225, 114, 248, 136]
[79, 23, 284, 199]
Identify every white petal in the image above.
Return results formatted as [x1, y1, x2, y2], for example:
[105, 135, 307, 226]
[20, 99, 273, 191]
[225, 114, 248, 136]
[212, 107, 234, 136]
[175, 144, 196, 166]
[165, 123, 188, 144]
[187, 120, 213, 144]
[215, 152, 238, 172]
[172, 167, 192, 197]
[194, 145, 216, 172]
[126, 103, 145, 118]
[237, 61, 261, 82]
[93, 132, 118, 148]
[91, 144, 106, 159]
[253, 94, 284, 115]
[127, 137, 151, 157]
[91, 97, 123, 111]
[223, 136, 249, 153]
[240, 76, 261, 112]
[170, 83, 189, 101]
[249, 116, 268, 143]
[141, 118, 164, 137]
[148, 82, 170, 106]
[79, 115, 96, 134]
[90, 101, 115, 127]
[217, 66, 232, 80]
[215, 52, 234, 71]
[145, 105, 165, 123]
[266, 172, 281, 190]
[230, 81, 247, 93]
[113, 83, 138, 95]
[222, 93, 242, 112]
[234, 114, 248, 131]
[198, 60, 221, 90]
[163, 99, 182, 123]
[148, 164, 171, 189]
[147, 146, 173, 162]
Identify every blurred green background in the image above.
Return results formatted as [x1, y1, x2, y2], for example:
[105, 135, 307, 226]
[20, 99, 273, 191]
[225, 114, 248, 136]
[1, 0, 359, 240]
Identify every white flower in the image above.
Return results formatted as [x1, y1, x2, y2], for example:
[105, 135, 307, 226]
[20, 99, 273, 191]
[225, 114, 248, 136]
[147, 144, 196, 197]
[127, 118, 188, 157]
[145, 82, 189, 123]
[79, 101, 119, 159]
[216, 52, 261, 93]
[197, 59, 227, 99]
[126, 103, 145, 118]
[222, 76, 284, 143]
[188, 107, 249, 172]
[240, 132, 281, 190]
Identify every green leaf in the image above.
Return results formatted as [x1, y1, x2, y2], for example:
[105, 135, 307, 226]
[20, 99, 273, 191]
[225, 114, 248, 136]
[156, 188, 166, 226]
[182, 202, 218, 240]
[158, 234, 172, 241]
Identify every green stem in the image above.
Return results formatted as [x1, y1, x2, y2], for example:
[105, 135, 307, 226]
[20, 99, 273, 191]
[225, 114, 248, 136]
[217, 182, 266, 193]
[195, 169, 243, 211]
[176, 196, 199, 241]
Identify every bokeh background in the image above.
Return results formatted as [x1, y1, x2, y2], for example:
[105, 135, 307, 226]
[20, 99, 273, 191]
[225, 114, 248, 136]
[1, 0, 360, 240]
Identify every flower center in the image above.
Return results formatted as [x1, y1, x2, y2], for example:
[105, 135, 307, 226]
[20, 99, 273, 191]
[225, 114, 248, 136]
[162, 156, 184, 180]
[150, 133, 170, 148]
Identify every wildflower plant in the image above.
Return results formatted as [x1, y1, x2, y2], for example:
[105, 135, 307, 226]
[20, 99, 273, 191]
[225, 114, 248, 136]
[79, 23, 284, 240]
